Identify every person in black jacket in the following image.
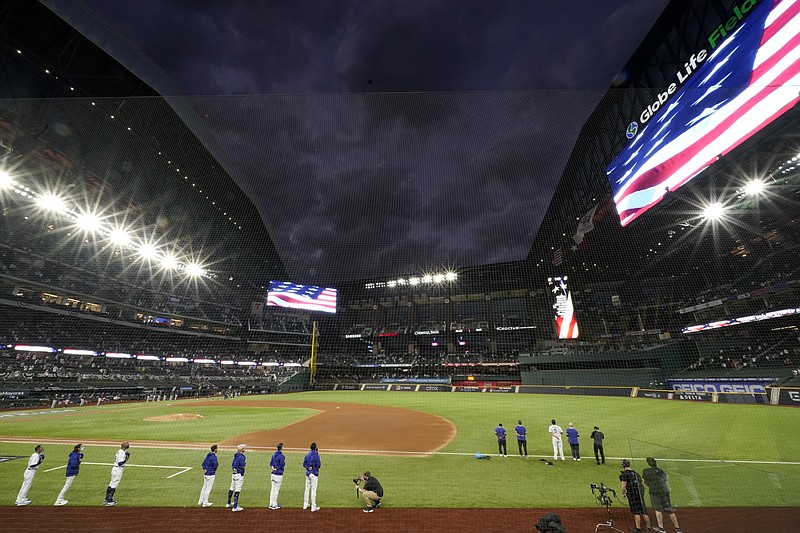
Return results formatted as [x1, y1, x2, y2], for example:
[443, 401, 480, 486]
[357, 471, 383, 512]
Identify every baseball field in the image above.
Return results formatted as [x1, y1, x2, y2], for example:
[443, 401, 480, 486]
[1, 390, 799, 532]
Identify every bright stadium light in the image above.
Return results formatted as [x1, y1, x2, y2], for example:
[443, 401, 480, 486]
[0, 170, 13, 189]
[744, 179, 765, 195]
[35, 193, 67, 213]
[445, 272, 457, 281]
[185, 262, 205, 277]
[422, 275, 433, 284]
[702, 202, 725, 220]
[109, 228, 131, 246]
[409, 277, 420, 285]
[433, 274, 445, 283]
[160, 254, 178, 270]
[137, 243, 159, 260]
[75, 212, 102, 233]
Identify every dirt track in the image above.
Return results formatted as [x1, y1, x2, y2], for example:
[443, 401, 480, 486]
[1, 506, 797, 532]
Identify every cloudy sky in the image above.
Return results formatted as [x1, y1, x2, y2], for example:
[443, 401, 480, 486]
[81, 0, 667, 284]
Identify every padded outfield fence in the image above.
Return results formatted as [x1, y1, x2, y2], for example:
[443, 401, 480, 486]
[322, 381, 800, 407]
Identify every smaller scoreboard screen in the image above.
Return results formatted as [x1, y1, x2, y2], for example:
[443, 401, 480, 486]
[549, 276, 579, 339]
[267, 281, 338, 314]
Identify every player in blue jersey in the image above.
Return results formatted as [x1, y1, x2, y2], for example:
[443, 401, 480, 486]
[495, 423, 508, 456]
[566, 423, 581, 461]
[55, 444, 84, 506]
[15, 444, 44, 506]
[228, 444, 246, 511]
[269, 442, 285, 510]
[515, 420, 528, 457]
[198, 444, 218, 507]
[303, 442, 321, 511]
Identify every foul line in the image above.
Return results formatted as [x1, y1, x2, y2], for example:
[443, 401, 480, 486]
[5, 438, 800, 466]
[42, 462, 192, 478]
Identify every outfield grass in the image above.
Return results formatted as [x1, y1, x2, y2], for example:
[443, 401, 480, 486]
[1, 392, 799, 508]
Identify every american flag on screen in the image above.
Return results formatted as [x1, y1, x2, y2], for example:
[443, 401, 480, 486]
[607, 0, 800, 226]
[267, 281, 338, 313]
[549, 277, 579, 339]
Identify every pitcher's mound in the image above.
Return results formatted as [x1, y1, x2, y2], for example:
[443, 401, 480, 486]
[143, 413, 204, 422]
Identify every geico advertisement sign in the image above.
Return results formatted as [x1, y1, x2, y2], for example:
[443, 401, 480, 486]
[672, 383, 766, 394]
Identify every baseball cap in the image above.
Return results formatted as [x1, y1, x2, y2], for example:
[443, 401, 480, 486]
[237, 444, 247, 450]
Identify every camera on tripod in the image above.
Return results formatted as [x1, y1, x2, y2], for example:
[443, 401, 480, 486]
[590, 482, 616, 507]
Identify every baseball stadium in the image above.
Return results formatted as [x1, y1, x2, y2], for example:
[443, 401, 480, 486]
[1, 1, 800, 532]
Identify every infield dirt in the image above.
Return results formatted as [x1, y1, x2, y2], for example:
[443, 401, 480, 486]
[191, 400, 456, 455]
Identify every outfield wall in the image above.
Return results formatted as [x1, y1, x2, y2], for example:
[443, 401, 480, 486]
[322, 382, 800, 406]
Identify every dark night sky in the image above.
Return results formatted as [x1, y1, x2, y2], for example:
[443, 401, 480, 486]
[80, 0, 667, 285]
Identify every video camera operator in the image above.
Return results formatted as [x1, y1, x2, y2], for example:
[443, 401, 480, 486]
[355, 471, 383, 512]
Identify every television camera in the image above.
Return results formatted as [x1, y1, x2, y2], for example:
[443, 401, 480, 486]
[590, 482, 616, 507]
[590, 482, 623, 533]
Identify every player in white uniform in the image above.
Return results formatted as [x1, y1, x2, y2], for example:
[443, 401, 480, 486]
[549, 419, 566, 461]
[104, 442, 130, 506]
[16, 445, 45, 506]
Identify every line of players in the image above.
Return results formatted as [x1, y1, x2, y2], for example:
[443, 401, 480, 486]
[14, 441, 323, 512]
[198, 442, 322, 512]
[493, 419, 606, 464]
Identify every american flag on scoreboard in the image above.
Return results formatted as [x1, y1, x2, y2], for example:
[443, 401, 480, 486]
[607, 0, 800, 226]
[549, 277, 579, 339]
[267, 281, 338, 313]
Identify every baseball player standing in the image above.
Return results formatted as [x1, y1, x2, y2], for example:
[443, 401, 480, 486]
[302, 442, 321, 512]
[198, 444, 218, 507]
[104, 442, 130, 506]
[15, 444, 45, 506]
[55, 444, 84, 506]
[549, 419, 566, 461]
[269, 442, 285, 510]
[495, 423, 508, 457]
[514, 420, 528, 457]
[227, 444, 246, 511]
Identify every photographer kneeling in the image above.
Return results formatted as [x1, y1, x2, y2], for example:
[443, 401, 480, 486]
[356, 471, 383, 512]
